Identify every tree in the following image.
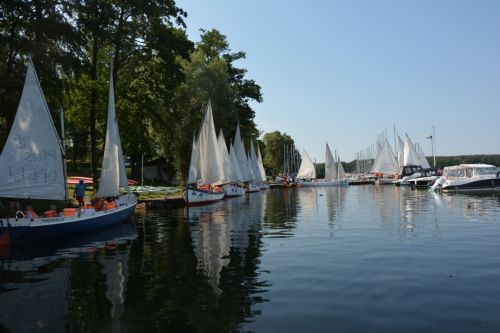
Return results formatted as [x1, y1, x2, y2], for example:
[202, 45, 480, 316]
[168, 29, 262, 180]
[0, 0, 83, 146]
[71, 0, 192, 183]
[262, 131, 296, 176]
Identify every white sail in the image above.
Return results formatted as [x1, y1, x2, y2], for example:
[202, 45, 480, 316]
[187, 136, 199, 184]
[97, 68, 129, 197]
[297, 149, 316, 179]
[397, 136, 404, 167]
[416, 143, 431, 169]
[197, 102, 225, 185]
[336, 152, 346, 179]
[403, 133, 421, 166]
[217, 130, 235, 184]
[233, 123, 253, 182]
[256, 144, 267, 182]
[249, 141, 262, 182]
[370, 140, 399, 174]
[0, 59, 66, 200]
[324, 143, 337, 180]
[229, 143, 244, 182]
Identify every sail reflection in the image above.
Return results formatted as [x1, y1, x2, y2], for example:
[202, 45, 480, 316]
[185, 192, 268, 297]
[325, 186, 347, 224]
[262, 188, 299, 236]
[298, 188, 320, 222]
[0, 224, 137, 332]
[434, 191, 500, 219]
[371, 186, 440, 237]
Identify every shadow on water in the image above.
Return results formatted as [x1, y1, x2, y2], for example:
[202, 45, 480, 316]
[434, 190, 500, 219]
[369, 186, 500, 241]
[0, 191, 272, 332]
[2, 188, 500, 332]
[261, 188, 299, 237]
[0, 223, 137, 332]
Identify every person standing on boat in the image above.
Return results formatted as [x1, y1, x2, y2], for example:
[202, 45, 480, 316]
[74, 179, 87, 207]
[25, 205, 39, 219]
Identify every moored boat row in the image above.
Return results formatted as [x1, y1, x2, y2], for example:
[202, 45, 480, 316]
[295, 143, 350, 187]
[183, 102, 269, 205]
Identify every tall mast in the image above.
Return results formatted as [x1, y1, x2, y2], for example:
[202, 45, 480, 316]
[60, 108, 68, 200]
[432, 118, 436, 167]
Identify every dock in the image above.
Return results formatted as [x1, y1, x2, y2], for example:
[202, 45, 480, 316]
[138, 194, 185, 208]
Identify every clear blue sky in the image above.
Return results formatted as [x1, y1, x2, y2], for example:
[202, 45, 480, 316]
[178, 0, 500, 162]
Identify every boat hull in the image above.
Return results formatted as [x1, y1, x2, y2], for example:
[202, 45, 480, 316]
[259, 183, 270, 190]
[298, 179, 349, 187]
[0, 195, 137, 246]
[441, 178, 500, 192]
[184, 188, 225, 205]
[247, 183, 261, 192]
[375, 178, 395, 185]
[224, 184, 246, 197]
[408, 176, 439, 188]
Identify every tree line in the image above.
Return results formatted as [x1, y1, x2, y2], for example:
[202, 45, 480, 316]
[0, 0, 267, 185]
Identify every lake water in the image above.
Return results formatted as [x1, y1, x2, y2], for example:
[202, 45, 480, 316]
[1, 186, 500, 332]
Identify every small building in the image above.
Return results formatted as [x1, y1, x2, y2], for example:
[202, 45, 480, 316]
[143, 157, 169, 183]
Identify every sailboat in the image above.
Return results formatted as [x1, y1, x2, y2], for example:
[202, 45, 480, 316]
[297, 145, 349, 186]
[296, 149, 316, 181]
[393, 133, 423, 186]
[334, 149, 349, 186]
[233, 123, 259, 193]
[0, 59, 137, 246]
[218, 130, 246, 197]
[256, 143, 270, 189]
[184, 102, 226, 205]
[371, 139, 399, 185]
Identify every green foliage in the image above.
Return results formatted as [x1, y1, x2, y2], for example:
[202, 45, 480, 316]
[262, 131, 295, 176]
[0, 0, 83, 145]
[168, 29, 263, 179]
[0, 3, 263, 181]
[433, 155, 500, 169]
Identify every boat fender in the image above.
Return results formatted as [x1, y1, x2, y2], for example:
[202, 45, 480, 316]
[15, 211, 25, 219]
[497, 171, 500, 178]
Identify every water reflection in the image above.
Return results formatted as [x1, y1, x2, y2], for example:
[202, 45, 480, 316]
[324, 186, 347, 224]
[297, 187, 348, 233]
[371, 186, 441, 238]
[298, 188, 320, 222]
[262, 188, 299, 237]
[0, 224, 137, 332]
[181, 192, 269, 328]
[2, 188, 499, 332]
[434, 191, 500, 219]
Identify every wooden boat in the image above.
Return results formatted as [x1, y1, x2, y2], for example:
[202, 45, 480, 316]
[184, 102, 226, 205]
[0, 60, 136, 246]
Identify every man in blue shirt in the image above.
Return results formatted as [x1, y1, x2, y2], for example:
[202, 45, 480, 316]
[74, 179, 87, 207]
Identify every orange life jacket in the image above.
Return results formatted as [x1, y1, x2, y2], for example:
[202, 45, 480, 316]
[44, 210, 57, 218]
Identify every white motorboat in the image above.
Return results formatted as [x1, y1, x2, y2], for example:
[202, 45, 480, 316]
[407, 168, 440, 188]
[393, 165, 423, 186]
[431, 164, 500, 192]
[393, 134, 424, 186]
